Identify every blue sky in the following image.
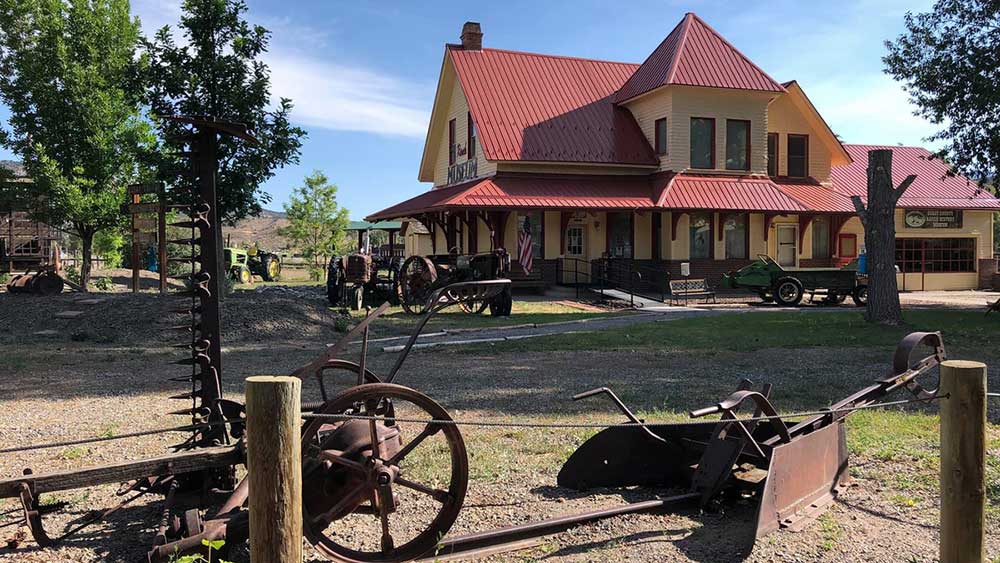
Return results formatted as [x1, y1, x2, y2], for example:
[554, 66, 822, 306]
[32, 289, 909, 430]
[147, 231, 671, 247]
[0, 0, 938, 219]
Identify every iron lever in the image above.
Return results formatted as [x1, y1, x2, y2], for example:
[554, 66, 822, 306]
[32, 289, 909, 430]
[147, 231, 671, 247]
[572, 387, 666, 444]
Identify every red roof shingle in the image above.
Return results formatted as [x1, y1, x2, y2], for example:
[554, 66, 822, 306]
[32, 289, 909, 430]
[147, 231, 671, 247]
[615, 13, 785, 103]
[450, 47, 657, 166]
[831, 145, 1000, 210]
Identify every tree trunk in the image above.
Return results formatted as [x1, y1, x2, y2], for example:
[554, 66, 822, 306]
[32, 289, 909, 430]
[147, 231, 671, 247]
[851, 149, 916, 326]
[80, 230, 93, 292]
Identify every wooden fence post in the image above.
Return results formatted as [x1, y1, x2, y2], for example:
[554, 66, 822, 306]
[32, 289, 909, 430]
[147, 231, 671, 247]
[246, 376, 302, 563]
[939, 360, 986, 563]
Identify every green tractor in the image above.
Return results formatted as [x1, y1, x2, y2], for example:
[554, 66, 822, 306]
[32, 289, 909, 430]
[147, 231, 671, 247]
[223, 243, 282, 284]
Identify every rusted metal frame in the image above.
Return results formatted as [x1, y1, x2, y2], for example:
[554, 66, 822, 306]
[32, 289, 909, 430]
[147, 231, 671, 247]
[290, 300, 393, 380]
[385, 280, 510, 384]
[434, 492, 699, 558]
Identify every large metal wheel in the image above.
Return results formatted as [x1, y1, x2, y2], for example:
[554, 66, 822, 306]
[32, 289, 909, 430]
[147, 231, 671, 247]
[301, 383, 468, 563]
[852, 284, 868, 307]
[396, 256, 437, 315]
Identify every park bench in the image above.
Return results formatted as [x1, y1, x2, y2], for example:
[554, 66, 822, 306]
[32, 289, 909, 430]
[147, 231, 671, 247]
[668, 278, 716, 306]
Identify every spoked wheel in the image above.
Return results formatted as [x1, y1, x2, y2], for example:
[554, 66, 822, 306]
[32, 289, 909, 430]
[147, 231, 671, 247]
[396, 257, 438, 315]
[301, 383, 468, 563]
[458, 299, 489, 314]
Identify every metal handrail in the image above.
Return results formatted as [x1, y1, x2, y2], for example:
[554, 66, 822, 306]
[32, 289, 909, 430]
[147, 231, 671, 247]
[557, 257, 672, 307]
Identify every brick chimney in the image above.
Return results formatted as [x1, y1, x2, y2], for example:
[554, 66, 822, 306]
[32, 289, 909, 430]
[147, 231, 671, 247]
[460, 22, 482, 51]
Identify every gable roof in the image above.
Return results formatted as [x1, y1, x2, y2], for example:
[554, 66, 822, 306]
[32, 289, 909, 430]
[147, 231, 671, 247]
[779, 81, 852, 167]
[615, 13, 785, 103]
[448, 46, 658, 167]
[831, 145, 1000, 209]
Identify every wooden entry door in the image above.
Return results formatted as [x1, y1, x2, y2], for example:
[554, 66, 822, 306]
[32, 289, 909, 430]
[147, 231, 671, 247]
[776, 225, 797, 267]
[562, 223, 589, 284]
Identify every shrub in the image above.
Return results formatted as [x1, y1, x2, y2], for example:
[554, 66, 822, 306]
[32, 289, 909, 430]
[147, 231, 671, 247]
[334, 315, 351, 333]
[93, 277, 113, 291]
[308, 267, 324, 281]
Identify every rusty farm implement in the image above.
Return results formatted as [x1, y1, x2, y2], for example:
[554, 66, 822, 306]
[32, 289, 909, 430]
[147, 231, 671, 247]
[0, 115, 951, 562]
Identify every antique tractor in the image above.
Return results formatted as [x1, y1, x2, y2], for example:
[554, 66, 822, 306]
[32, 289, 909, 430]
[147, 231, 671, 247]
[246, 243, 282, 281]
[327, 253, 404, 310]
[396, 249, 512, 315]
[722, 254, 867, 306]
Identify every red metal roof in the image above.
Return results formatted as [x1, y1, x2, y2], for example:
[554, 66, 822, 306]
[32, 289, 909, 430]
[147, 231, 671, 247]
[831, 145, 1000, 209]
[449, 47, 657, 166]
[615, 13, 785, 103]
[772, 178, 856, 213]
[367, 174, 656, 220]
[657, 174, 808, 213]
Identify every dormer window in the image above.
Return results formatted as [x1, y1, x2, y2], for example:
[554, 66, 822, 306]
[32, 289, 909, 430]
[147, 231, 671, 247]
[467, 113, 477, 160]
[725, 119, 750, 171]
[448, 119, 457, 165]
[788, 134, 808, 178]
[690, 117, 715, 169]
[654, 118, 667, 155]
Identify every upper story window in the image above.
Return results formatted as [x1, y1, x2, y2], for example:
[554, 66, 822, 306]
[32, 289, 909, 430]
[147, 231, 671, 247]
[767, 133, 778, 176]
[467, 113, 477, 160]
[690, 117, 715, 169]
[448, 118, 457, 166]
[725, 119, 750, 171]
[787, 134, 809, 178]
[654, 118, 667, 155]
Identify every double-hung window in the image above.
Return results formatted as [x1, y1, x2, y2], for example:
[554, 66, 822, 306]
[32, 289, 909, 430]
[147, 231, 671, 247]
[448, 118, 457, 166]
[467, 113, 477, 160]
[787, 134, 808, 178]
[767, 133, 778, 176]
[690, 118, 715, 169]
[725, 120, 750, 171]
[654, 118, 667, 155]
[724, 214, 748, 259]
[689, 212, 712, 259]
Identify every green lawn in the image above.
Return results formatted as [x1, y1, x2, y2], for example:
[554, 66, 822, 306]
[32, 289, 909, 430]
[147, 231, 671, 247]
[471, 310, 997, 353]
[352, 299, 626, 338]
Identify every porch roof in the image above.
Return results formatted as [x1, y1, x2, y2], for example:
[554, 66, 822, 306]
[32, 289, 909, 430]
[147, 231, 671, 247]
[656, 174, 812, 213]
[366, 174, 657, 220]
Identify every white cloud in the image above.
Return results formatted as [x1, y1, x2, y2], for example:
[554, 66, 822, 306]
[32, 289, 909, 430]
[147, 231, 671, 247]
[265, 49, 430, 138]
[802, 75, 941, 147]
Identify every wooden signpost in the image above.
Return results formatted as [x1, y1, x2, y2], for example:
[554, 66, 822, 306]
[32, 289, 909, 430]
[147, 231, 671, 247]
[128, 183, 166, 294]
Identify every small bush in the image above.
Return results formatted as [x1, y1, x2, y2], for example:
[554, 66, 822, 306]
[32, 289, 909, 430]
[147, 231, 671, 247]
[308, 267, 324, 281]
[93, 277, 113, 291]
[0, 272, 9, 286]
[334, 315, 351, 333]
[65, 265, 81, 285]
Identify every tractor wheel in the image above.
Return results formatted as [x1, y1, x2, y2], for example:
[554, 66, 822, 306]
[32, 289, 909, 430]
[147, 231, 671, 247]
[773, 277, 804, 306]
[852, 284, 868, 307]
[237, 265, 252, 285]
[260, 255, 281, 281]
[397, 256, 438, 315]
[349, 285, 364, 311]
[489, 286, 513, 317]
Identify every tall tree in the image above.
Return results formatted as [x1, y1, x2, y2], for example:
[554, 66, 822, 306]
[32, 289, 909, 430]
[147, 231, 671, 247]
[851, 150, 916, 326]
[0, 0, 153, 288]
[279, 171, 350, 272]
[884, 0, 1000, 187]
[141, 0, 305, 224]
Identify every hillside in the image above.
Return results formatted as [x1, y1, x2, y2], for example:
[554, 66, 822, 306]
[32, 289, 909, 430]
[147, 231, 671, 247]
[223, 209, 290, 250]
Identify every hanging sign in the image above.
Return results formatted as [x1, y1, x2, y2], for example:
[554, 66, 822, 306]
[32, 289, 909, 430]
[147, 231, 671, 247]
[904, 209, 962, 229]
[127, 183, 163, 196]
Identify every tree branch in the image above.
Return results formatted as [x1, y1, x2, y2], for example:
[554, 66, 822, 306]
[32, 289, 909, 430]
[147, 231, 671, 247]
[892, 174, 917, 203]
[850, 195, 868, 228]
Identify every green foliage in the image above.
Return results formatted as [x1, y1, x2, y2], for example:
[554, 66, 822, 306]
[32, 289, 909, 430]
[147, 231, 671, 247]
[884, 0, 1000, 186]
[334, 315, 351, 333]
[93, 229, 125, 269]
[0, 0, 155, 287]
[141, 0, 305, 224]
[167, 538, 232, 563]
[308, 266, 324, 281]
[64, 265, 81, 285]
[0, 272, 8, 286]
[279, 170, 350, 269]
[93, 277, 113, 291]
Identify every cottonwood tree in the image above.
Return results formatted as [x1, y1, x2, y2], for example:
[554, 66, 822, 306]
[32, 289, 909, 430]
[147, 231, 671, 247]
[0, 0, 153, 288]
[142, 0, 305, 224]
[884, 0, 999, 187]
[279, 171, 350, 272]
[851, 150, 915, 325]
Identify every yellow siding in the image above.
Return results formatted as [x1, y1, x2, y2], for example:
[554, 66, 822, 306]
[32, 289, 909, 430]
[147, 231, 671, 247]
[544, 212, 561, 259]
[623, 89, 673, 171]
[496, 162, 651, 175]
[430, 62, 497, 187]
[633, 86, 772, 174]
[767, 93, 833, 182]
[476, 220, 491, 253]
[749, 213, 766, 257]
[634, 212, 652, 259]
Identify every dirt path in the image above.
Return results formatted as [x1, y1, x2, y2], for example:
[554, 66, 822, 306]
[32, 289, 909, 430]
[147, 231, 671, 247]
[2, 334, 997, 562]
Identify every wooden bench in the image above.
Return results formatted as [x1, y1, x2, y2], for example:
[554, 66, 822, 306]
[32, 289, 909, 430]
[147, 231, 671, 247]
[669, 278, 716, 306]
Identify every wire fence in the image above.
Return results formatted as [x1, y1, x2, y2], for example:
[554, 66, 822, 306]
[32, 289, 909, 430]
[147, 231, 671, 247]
[0, 419, 242, 455]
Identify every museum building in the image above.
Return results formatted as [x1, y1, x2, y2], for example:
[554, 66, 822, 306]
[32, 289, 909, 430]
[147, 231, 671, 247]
[367, 14, 1000, 291]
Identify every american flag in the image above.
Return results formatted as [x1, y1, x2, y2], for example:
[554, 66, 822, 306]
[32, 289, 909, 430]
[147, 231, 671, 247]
[517, 217, 533, 275]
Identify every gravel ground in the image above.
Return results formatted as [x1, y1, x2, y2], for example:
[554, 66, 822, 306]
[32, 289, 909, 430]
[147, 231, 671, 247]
[1, 292, 998, 562]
